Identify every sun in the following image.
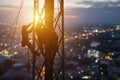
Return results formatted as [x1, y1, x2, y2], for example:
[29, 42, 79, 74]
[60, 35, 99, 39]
[34, 12, 45, 25]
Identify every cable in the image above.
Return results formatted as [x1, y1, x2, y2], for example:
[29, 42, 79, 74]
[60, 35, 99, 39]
[0, 0, 25, 53]
[9, 0, 25, 54]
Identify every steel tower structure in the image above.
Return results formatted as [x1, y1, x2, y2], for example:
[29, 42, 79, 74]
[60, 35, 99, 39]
[22, 0, 64, 80]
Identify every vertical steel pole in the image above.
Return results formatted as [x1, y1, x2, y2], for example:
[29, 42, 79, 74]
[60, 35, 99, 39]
[45, 0, 54, 29]
[33, 0, 37, 80]
[61, 0, 65, 80]
[44, 0, 54, 80]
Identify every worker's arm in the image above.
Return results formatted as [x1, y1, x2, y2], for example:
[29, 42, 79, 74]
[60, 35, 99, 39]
[26, 22, 33, 33]
[26, 22, 32, 27]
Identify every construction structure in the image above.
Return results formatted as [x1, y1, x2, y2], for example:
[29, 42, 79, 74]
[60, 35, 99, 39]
[21, 0, 64, 80]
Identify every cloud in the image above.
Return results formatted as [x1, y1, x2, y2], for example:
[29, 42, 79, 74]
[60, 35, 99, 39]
[75, 0, 120, 9]
[65, 15, 79, 19]
[74, 4, 93, 8]
[64, 1, 120, 24]
[104, 11, 112, 14]
[65, 0, 93, 9]
[0, 5, 18, 11]
[91, 0, 120, 2]
[0, 0, 120, 24]
[108, 4, 120, 7]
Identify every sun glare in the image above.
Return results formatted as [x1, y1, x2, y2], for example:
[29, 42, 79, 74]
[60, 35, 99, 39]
[35, 13, 39, 25]
[34, 12, 45, 26]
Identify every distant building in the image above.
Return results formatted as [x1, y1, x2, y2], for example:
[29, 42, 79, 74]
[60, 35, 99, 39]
[86, 49, 100, 58]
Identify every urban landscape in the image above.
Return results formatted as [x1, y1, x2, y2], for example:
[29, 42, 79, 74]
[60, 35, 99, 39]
[0, 23, 120, 80]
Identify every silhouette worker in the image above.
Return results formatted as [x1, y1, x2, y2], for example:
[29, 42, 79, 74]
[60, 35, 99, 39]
[21, 23, 32, 47]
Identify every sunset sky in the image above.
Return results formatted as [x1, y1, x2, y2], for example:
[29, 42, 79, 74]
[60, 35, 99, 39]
[0, 0, 120, 25]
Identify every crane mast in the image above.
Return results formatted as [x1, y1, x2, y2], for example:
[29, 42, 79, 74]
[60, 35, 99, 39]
[21, 0, 64, 80]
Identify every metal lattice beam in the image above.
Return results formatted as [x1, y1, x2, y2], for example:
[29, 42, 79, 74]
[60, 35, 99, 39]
[22, 0, 64, 80]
